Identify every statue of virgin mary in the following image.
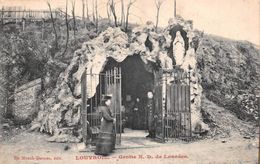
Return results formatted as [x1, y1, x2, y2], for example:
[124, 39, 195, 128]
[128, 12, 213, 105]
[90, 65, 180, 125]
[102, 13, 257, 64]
[173, 31, 185, 66]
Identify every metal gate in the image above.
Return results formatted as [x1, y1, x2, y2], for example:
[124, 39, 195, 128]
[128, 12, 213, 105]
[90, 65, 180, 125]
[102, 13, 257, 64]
[154, 70, 164, 141]
[81, 67, 122, 145]
[154, 67, 192, 142]
[105, 67, 122, 144]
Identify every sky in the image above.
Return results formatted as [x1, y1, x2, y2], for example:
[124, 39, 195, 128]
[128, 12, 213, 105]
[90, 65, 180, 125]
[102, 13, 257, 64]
[0, 0, 259, 45]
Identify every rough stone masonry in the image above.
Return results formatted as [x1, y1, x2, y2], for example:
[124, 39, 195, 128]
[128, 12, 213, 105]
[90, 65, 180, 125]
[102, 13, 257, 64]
[35, 17, 208, 142]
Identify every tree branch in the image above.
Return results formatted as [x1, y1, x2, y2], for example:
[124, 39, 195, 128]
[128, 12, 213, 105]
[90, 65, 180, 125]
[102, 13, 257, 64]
[125, 0, 137, 32]
[47, 1, 58, 50]
[62, 0, 69, 56]
[155, 0, 164, 32]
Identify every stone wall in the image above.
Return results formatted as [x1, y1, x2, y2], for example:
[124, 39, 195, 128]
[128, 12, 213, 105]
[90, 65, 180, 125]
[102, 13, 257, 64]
[14, 78, 41, 124]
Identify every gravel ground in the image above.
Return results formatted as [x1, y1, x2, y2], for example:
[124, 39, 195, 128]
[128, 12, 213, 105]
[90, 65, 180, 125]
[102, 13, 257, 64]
[0, 128, 258, 164]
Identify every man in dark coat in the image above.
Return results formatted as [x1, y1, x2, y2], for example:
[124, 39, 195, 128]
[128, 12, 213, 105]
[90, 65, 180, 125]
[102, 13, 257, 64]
[146, 91, 156, 138]
[125, 95, 135, 128]
[95, 95, 116, 156]
[132, 98, 141, 129]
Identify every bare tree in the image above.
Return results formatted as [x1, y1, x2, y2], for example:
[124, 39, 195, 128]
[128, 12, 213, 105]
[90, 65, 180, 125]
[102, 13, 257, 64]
[95, 0, 98, 32]
[71, 0, 76, 38]
[90, 0, 98, 32]
[155, 0, 164, 32]
[86, 0, 89, 20]
[174, 0, 176, 18]
[125, 0, 136, 32]
[41, 18, 45, 39]
[120, 0, 125, 26]
[47, 1, 58, 50]
[106, 1, 111, 24]
[82, 0, 85, 24]
[1, 7, 4, 30]
[62, 0, 69, 56]
[92, 0, 95, 22]
[109, 0, 118, 27]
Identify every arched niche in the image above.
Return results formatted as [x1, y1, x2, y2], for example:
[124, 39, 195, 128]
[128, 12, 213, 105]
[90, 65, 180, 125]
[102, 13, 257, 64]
[167, 24, 189, 65]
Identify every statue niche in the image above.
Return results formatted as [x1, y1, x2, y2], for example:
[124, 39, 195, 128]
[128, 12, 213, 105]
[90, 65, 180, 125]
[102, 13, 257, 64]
[167, 24, 189, 66]
[173, 31, 185, 66]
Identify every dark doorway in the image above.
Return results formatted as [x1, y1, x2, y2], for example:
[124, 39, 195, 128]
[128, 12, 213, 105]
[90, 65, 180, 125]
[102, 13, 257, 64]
[90, 54, 155, 130]
[120, 54, 154, 130]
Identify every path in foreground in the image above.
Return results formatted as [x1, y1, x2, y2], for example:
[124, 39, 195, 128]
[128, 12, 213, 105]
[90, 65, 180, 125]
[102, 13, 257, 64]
[0, 129, 258, 164]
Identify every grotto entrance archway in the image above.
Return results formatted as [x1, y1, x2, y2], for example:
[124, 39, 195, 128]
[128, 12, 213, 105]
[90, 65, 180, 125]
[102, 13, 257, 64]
[81, 54, 157, 145]
[102, 57, 193, 142]
[103, 54, 155, 131]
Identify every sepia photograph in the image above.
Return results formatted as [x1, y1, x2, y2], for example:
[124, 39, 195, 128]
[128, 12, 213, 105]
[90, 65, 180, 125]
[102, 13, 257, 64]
[0, 0, 259, 163]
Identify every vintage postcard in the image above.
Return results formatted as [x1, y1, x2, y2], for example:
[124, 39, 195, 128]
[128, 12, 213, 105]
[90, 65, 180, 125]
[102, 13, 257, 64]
[0, 0, 259, 163]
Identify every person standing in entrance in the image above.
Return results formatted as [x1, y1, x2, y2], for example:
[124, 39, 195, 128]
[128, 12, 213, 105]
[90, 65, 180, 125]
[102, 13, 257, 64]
[95, 95, 116, 156]
[132, 98, 141, 129]
[146, 91, 156, 138]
